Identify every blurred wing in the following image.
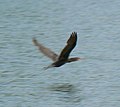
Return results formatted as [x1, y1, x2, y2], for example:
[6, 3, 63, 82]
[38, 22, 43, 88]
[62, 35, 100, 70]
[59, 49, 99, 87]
[32, 38, 58, 61]
[58, 32, 77, 60]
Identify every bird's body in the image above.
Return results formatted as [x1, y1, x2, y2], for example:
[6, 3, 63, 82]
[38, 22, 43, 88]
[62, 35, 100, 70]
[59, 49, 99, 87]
[52, 60, 66, 67]
[33, 32, 80, 69]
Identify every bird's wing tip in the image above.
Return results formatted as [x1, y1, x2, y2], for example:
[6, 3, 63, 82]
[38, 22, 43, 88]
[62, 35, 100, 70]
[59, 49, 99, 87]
[32, 37, 36, 41]
[32, 37, 38, 46]
[71, 32, 77, 36]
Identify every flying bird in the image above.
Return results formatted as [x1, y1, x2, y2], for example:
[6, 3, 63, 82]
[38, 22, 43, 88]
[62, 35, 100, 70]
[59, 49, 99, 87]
[32, 32, 80, 69]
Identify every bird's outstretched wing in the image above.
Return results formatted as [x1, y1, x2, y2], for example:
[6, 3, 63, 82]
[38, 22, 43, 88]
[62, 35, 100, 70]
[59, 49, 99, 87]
[58, 32, 77, 60]
[32, 38, 58, 61]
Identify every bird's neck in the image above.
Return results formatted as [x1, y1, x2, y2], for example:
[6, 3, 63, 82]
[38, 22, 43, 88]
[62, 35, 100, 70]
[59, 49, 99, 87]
[67, 57, 80, 63]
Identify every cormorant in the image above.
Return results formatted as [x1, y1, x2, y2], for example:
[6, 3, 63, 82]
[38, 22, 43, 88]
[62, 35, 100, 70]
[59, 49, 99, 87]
[32, 32, 80, 69]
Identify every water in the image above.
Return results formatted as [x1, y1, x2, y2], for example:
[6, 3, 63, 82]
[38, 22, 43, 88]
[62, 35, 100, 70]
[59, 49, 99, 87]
[0, 0, 120, 107]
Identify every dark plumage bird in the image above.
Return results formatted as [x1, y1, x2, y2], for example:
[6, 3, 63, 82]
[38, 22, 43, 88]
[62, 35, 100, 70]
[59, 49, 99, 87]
[32, 32, 80, 69]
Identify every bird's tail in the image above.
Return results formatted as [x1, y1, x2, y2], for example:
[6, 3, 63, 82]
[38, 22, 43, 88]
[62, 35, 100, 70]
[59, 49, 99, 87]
[43, 64, 53, 70]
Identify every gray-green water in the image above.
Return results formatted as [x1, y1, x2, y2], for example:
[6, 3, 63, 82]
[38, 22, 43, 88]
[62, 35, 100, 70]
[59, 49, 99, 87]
[0, 0, 120, 107]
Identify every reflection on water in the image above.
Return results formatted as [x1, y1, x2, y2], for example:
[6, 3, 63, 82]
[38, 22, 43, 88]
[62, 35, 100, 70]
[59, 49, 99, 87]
[48, 83, 83, 103]
[49, 83, 75, 92]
